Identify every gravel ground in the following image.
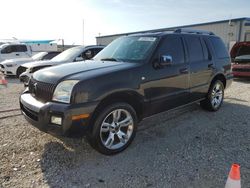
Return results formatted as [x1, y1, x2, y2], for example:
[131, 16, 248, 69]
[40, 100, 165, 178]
[1, 77, 250, 188]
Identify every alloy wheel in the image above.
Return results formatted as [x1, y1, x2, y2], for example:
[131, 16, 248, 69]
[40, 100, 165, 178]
[100, 109, 134, 150]
[210, 82, 223, 109]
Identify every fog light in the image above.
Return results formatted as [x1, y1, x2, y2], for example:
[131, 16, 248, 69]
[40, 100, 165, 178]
[51, 116, 62, 125]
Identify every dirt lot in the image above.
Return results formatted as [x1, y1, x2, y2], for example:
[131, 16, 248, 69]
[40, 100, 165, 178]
[1, 78, 250, 188]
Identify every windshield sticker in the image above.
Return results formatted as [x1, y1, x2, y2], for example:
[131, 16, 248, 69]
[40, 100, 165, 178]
[138, 37, 156, 42]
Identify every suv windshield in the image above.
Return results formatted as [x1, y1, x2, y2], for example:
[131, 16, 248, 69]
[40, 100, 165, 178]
[94, 36, 158, 62]
[51, 47, 83, 62]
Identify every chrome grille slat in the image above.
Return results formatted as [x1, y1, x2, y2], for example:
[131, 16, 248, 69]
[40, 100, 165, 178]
[29, 78, 56, 102]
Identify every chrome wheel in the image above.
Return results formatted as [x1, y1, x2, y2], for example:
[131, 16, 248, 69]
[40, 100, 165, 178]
[100, 109, 134, 150]
[210, 82, 223, 109]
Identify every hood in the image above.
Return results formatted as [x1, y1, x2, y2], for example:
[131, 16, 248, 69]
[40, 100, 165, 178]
[33, 60, 138, 84]
[1, 57, 33, 65]
[230, 42, 250, 58]
[22, 60, 66, 68]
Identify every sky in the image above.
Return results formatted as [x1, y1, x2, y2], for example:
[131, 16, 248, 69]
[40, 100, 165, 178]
[0, 0, 249, 45]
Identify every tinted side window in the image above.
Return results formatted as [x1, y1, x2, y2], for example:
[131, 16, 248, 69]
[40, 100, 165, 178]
[185, 36, 204, 62]
[16, 45, 28, 52]
[158, 36, 185, 64]
[200, 38, 210, 60]
[82, 49, 94, 60]
[11, 45, 28, 52]
[210, 37, 229, 58]
[1, 46, 12, 54]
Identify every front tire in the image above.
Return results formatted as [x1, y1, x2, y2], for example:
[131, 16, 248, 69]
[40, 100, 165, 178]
[87, 103, 137, 155]
[200, 80, 224, 111]
[16, 67, 24, 78]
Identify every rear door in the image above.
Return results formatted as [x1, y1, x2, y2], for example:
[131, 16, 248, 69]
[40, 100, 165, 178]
[184, 35, 214, 100]
[15, 45, 30, 58]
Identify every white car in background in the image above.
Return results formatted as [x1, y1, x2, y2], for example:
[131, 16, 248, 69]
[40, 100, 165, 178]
[19, 45, 104, 85]
[0, 51, 60, 77]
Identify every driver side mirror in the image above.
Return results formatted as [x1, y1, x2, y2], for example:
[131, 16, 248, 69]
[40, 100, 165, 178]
[160, 55, 173, 66]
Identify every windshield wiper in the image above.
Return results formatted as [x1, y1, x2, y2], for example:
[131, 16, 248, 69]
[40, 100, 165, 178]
[100, 58, 118, 62]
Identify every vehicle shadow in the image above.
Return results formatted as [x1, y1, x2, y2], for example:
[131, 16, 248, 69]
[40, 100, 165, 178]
[40, 100, 250, 188]
[233, 77, 250, 83]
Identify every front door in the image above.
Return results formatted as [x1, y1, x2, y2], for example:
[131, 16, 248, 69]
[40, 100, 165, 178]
[142, 35, 190, 115]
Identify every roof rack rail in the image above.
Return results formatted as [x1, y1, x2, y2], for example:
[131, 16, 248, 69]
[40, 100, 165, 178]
[128, 28, 176, 36]
[174, 28, 215, 35]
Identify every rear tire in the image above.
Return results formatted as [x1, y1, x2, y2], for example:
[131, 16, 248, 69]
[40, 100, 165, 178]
[200, 80, 224, 111]
[87, 102, 137, 155]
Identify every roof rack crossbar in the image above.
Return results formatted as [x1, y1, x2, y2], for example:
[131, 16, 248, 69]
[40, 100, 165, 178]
[174, 28, 215, 35]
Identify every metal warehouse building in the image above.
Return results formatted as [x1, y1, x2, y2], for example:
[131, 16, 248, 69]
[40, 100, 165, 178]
[96, 17, 250, 50]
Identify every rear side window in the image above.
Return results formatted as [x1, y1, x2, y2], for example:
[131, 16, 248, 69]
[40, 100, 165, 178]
[158, 36, 185, 64]
[185, 36, 204, 62]
[1, 45, 27, 54]
[15, 45, 28, 52]
[200, 38, 210, 60]
[210, 37, 229, 58]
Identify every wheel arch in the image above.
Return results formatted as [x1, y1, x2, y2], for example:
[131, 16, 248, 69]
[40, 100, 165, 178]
[89, 90, 144, 128]
[210, 73, 226, 88]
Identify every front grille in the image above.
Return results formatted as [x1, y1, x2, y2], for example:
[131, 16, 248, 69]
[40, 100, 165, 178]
[29, 78, 56, 102]
[232, 68, 250, 72]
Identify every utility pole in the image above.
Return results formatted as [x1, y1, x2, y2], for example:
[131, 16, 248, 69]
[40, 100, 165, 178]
[82, 19, 84, 46]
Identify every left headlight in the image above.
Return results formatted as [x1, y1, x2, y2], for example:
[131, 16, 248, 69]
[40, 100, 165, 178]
[52, 80, 79, 103]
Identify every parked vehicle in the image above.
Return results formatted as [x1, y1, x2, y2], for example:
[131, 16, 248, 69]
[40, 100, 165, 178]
[0, 42, 58, 63]
[20, 29, 233, 155]
[0, 43, 32, 62]
[231, 41, 250, 77]
[19, 45, 104, 85]
[0, 51, 60, 77]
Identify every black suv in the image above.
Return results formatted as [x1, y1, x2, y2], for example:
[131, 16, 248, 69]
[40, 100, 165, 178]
[20, 29, 233, 155]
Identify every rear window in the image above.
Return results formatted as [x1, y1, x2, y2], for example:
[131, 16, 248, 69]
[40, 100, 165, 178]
[185, 36, 204, 62]
[210, 37, 229, 59]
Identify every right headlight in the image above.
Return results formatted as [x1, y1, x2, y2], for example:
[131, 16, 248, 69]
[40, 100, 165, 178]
[52, 80, 79, 103]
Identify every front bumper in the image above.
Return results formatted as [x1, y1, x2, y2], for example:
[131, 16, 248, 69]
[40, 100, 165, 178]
[20, 92, 98, 135]
[0, 64, 16, 75]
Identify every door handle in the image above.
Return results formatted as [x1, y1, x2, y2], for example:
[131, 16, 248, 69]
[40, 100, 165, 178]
[16, 54, 20, 56]
[179, 68, 188, 74]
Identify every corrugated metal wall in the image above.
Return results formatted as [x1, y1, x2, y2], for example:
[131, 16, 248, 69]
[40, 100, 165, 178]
[96, 18, 250, 49]
[184, 21, 241, 49]
[96, 20, 250, 50]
